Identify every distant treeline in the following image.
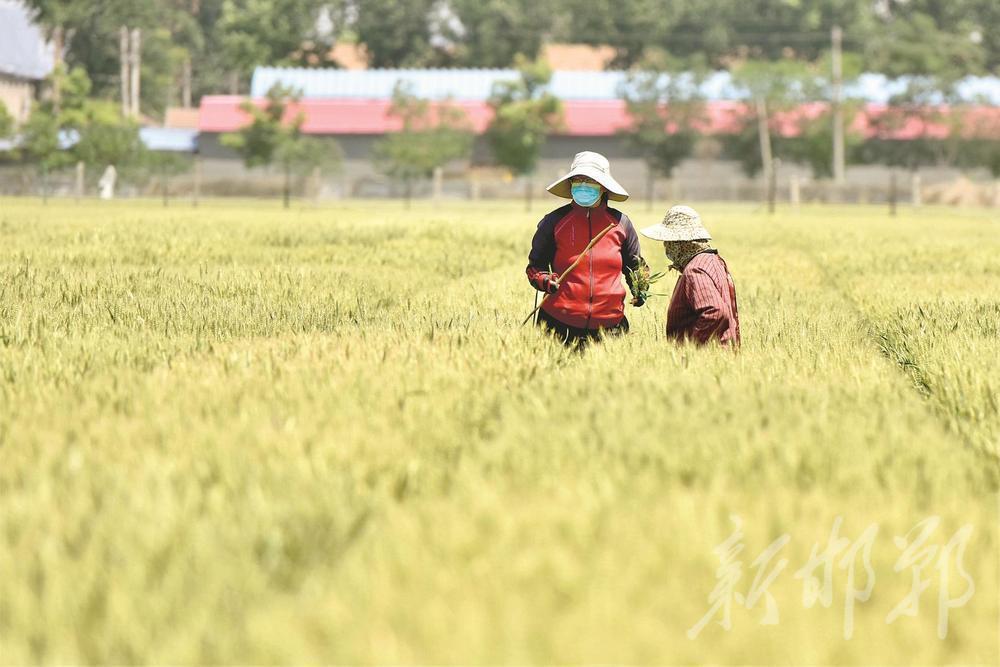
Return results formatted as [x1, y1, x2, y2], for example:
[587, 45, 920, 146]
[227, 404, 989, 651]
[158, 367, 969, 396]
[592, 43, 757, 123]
[22, 0, 1000, 117]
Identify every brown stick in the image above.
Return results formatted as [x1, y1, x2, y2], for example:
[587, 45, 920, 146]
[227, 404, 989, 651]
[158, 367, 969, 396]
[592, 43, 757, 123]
[522, 222, 617, 326]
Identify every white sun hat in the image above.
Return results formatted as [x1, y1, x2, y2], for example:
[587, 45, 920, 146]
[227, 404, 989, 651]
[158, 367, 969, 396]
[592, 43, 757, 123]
[640, 205, 712, 241]
[546, 151, 629, 202]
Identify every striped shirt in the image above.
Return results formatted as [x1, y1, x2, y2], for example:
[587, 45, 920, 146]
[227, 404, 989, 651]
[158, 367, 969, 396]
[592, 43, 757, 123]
[665, 251, 741, 346]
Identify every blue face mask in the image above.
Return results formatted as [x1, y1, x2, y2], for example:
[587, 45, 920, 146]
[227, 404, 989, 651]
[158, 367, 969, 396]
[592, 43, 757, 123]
[571, 182, 602, 207]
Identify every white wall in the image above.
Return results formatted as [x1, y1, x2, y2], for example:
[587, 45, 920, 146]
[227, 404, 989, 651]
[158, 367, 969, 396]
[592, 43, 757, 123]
[0, 74, 33, 124]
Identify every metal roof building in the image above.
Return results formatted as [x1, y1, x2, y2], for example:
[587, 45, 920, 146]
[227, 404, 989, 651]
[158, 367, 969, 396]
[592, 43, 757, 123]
[139, 127, 198, 153]
[250, 68, 741, 102]
[199, 94, 999, 142]
[251, 67, 1000, 105]
[0, 1, 53, 81]
[0, 1, 53, 124]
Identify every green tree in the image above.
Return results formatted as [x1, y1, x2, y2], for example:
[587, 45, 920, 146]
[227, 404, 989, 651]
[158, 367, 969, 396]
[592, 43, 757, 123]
[217, 0, 333, 91]
[222, 84, 342, 208]
[621, 54, 706, 209]
[866, 1, 989, 82]
[554, 0, 679, 67]
[274, 135, 342, 205]
[373, 83, 473, 207]
[970, 0, 1000, 73]
[73, 101, 146, 183]
[21, 108, 68, 202]
[746, 50, 866, 180]
[441, 0, 552, 68]
[0, 104, 13, 140]
[729, 59, 821, 210]
[485, 56, 562, 210]
[555, 0, 876, 68]
[353, 0, 440, 68]
[854, 83, 955, 173]
[143, 151, 194, 206]
[24, 0, 199, 116]
[18, 65, 93, 201]
[731, 60, 818, 167]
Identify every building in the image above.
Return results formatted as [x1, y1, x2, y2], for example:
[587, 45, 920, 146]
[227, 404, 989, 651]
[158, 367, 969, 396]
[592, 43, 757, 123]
[197, 66, 1000, 200]
[0, 1, 53, 125]
[320, 42, 617, 72]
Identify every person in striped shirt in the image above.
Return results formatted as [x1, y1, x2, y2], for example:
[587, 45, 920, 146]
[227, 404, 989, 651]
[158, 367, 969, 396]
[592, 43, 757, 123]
[640, 205, 741, 346]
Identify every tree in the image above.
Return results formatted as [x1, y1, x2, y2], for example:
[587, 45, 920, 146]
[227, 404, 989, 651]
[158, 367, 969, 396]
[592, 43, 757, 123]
[553, 0, 678, 67]
[555, 0, 875, 68]
[274, 134, 342, 206]
[485, 56, 562, 210]
[730, 59, 818, 211]
[73, 101, 146, 184]
[143, 151, 194, 206]
[21, 0, 89, 108]
[217, 0, 334, 92]
[21, 108, 68, 202]
[24, 0, 206, 117]
[352, 0, 441, 68]
[439, 0, 552, 68]
[21, 66, 145, 201]
[866, 2, 989, 83]
[222, 84, 342, 208]
[373, 83, 473, 207]
[788, 49, 865, 179]
[0, 104, 13, 140]
[18, 65, 93, 201]
[621, 54, 706, 209]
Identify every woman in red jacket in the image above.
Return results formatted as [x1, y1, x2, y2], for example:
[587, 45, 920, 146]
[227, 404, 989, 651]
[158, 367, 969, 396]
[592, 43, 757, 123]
[526, 151, 648, 346]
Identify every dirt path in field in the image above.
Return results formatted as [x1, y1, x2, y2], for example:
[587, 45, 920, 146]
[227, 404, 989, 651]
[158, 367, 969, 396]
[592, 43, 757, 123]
[800, 243, 1000, 473]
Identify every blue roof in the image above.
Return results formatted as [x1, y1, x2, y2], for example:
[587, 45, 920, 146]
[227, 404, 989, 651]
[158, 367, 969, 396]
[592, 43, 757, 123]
[0, 1, 53, 80]
[139, 127, 198, 152]
[251, 66, 1000, 105]
[0, 131, 72, 151]
[1, 128, 197, 153]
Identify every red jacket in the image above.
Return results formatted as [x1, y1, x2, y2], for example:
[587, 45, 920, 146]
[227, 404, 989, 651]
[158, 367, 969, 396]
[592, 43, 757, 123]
[526, 202, 645, 330]
[666, 251, 741, 346]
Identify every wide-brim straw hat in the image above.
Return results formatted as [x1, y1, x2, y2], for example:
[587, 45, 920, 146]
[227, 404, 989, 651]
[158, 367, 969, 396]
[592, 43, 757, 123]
[640, 205, 712, 241]
[546, 151, 629, 202]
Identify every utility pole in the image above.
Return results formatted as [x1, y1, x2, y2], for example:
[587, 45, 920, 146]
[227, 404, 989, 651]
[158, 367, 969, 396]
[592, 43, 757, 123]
[120, 27, 142, 117]
[193, 157, 201, 208]
[889, 170, 897, 217]
[52, 26, 63, 113]
[755, 96, 774, 212]
[130, 28, 142, 117]
[182, 57, 193, 108]
[120, 27, 130, 116]
[831, 25, 845, 184]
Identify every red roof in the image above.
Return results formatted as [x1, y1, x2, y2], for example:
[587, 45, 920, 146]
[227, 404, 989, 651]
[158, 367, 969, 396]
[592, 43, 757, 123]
[199, 96, 1000, 140]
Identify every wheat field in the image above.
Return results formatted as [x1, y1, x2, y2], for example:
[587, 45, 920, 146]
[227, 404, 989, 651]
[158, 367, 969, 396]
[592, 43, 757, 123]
[0, 198, 998, 665]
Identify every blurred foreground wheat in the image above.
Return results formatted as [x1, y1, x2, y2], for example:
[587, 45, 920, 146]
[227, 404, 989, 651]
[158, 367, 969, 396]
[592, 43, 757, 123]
[0, 199, 997, 664]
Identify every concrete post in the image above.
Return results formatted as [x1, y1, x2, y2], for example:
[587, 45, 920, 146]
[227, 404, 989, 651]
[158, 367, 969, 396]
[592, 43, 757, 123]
[470, 170, 480, 200]
[311, 166, 322, 203]
[889, 171, 897, 217]
[192, 158, 201, 208]
[75, 161, 84, 200]
[432, 166, 443, 200]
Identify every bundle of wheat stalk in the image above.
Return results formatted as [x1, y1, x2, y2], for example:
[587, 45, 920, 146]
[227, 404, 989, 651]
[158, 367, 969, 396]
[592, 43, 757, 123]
[627, 264, 668, 304]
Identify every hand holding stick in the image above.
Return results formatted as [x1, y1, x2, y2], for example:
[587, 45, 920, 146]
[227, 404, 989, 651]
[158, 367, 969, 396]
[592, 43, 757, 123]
[522, 222, 616, 326]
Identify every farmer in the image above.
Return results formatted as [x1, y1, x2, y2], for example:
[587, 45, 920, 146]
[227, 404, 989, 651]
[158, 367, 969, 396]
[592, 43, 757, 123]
[526, 151, 648, 346]
[640, 205, 741, 346]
